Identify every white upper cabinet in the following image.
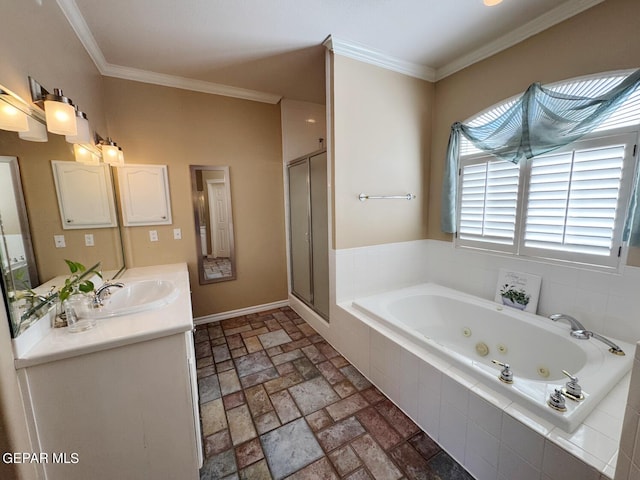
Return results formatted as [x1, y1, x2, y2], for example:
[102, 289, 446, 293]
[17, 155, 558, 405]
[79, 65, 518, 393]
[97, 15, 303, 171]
[51, 160, 118, 229]
[116, 164, 172, 226]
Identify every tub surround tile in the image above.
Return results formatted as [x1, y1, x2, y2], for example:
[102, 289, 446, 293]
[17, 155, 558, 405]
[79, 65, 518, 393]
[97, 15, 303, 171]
[196, 308, 479, 480]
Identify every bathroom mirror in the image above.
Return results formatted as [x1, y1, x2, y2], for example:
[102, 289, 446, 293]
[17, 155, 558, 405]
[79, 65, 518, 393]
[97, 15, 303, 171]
[190, 165, 236, 284]
[0, 86, 125, 337]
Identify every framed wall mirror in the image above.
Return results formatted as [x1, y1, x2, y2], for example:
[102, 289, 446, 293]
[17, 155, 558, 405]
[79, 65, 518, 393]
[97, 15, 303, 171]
[0, 85, 125, 338]
[190, 165, 236, 284]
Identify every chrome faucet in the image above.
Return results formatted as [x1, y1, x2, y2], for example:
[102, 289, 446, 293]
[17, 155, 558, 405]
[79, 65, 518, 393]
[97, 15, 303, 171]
[581, 331, 625, 356]
[549, 314, 589, 339]
[93, 282, 125, 307]
[549, 313, 625, 356]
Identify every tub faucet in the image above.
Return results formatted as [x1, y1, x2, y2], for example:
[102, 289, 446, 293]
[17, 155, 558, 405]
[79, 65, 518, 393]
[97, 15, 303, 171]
[576, 330, 625, 356]
[93, 282, 125, 307]
[549, 313, 590, 339]
[550, 313, 625, 356]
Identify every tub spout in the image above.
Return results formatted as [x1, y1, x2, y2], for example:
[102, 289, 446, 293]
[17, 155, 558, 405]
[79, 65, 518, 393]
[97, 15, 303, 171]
[549, 313, 590, 339]
[575, 330, 625, 356]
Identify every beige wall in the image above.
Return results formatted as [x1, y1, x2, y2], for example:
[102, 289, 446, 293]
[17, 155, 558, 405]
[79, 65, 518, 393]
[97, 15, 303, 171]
[429, 0, 640, 268]
[332, 54, 433, 249]
[0, 132, 124, 281]
[0, 1, 108, 477]
[102, 77, 287, 317]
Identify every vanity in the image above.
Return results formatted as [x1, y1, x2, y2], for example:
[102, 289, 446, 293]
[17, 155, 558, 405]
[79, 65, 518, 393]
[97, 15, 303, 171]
[13, 263, 202, 480]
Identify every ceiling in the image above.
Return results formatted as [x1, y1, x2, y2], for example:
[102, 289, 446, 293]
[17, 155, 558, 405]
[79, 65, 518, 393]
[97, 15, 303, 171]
[60, 0, 603, 104]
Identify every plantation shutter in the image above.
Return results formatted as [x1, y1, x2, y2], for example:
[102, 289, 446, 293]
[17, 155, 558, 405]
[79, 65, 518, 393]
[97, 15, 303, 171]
[459, 159, 520, 248]
[522, 142, 627, 258]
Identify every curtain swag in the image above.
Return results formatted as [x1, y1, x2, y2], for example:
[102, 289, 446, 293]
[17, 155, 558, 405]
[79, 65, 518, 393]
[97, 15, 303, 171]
[441, 69, 640, 245]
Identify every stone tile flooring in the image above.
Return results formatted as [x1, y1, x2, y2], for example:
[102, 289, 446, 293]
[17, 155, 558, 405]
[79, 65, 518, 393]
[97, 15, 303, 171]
[195, 306, 474, 480]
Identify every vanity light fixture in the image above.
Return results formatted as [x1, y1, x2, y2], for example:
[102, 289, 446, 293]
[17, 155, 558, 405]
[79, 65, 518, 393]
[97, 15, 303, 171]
[18, 115, 48, 142]
[483, 0, 503, 5]
[29, 77, 78, 136]
[0, 90, 29, 132]
[65, 108, 91, 145]
[99, 137, 124, 165]
[73, 144, 99, 165]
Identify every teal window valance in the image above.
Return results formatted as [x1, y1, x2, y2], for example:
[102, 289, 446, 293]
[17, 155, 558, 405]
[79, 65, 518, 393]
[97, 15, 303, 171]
[441, 69, 640, 244]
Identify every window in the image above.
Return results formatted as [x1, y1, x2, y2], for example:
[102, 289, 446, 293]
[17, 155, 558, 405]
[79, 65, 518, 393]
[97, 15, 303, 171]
[458, 131, 637, 269]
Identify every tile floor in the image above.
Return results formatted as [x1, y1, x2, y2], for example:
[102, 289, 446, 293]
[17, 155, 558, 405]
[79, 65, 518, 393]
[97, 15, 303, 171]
[195, 306, 474, 480]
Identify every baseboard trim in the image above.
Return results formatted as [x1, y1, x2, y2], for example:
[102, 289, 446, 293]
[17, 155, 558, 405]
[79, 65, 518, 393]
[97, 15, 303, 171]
[194, 300, 290, 325]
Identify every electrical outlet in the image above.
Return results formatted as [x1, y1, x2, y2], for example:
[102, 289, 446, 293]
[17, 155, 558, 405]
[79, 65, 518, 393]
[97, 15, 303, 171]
[173, 228, 182, 240]
[54, 235, 66, 248]
[149, 230, 158, 242]
[84, 234, 94, 246]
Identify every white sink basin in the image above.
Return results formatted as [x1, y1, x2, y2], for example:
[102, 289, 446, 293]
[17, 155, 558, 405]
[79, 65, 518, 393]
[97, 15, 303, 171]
[85, 280, 179, 319]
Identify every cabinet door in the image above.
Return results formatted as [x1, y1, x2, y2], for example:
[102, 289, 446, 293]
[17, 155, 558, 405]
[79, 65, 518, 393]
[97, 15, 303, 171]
[117, 164, 172, 226]
[51, 160, 117, 229]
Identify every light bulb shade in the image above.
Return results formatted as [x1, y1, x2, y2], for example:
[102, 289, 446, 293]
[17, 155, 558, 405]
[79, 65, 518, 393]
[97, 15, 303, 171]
[66, 115, 91, 144]
[0, 101, 29, 132]
[44, 90, 77, 136]
[118, 147, 125, 164]
[102, 144, 121, 165]
[74, 144, 99, 165]
[18, 115, 48, 142]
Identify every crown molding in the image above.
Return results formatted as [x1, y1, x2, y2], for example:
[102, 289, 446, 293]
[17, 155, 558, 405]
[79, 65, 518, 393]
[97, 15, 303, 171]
[435, 0, 605, 81]
[56, 0, 109, 72]
[55, 0, 282, 104]
[323, 36, 436, 82]
[101, 64, 282, 104]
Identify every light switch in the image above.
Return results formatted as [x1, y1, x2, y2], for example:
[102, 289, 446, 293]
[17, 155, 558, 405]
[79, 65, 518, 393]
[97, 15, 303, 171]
[85, 234, 94, 246]
[149, 230, 158, 242]
[173, 228, 182, 240]
[54, 235, 66, 248]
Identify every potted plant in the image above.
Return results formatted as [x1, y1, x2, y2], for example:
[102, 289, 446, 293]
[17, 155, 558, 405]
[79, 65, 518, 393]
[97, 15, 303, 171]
[499, 283, 530, 310]
[20, 260, 102, 328]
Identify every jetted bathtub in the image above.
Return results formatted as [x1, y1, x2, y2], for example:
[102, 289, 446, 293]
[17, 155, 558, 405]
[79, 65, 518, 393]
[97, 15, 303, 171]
[352, 283, 633, 433]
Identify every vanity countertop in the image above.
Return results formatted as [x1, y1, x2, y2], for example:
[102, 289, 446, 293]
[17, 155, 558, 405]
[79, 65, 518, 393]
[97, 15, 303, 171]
[14, 263, 193, 369]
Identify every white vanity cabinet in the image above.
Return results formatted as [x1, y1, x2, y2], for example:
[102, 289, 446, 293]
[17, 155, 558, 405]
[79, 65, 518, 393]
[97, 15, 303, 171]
[17, 332, 201, 480]
[14, 264, 201, 480]
[116, 164, 172, 226]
